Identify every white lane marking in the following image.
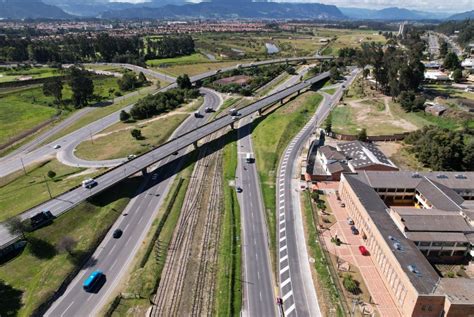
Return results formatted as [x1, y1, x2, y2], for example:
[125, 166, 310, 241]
[279, 188, 285, 193]
[280, 245, 287, 252]
[279, 194, 284, 198]
[280, 219, 285, 225]
[281, 266, 289, 274]
[285, 303, 296, 315]
[280, 236, 286, 242]
[279, 206, 285, 210]
[279, 200, 285, 204]
[257, 271, 260, 280]
[60, 301, 75, 317]
[108, 244, 117, 256]
[282, 290, 293, 301]
[281, 278, 291, 288]
[280, 255, 288, 262]
[280, 228, 285, 233]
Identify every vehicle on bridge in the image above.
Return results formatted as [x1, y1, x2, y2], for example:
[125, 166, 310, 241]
[229, 108, 239, 116]
[83, 270, 105, 292]
[194, 111, 202, 118]
[30, 210, 54, 230]
[82, 178, 98, 189]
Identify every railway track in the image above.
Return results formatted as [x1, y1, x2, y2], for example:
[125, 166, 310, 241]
[151, 128, 227, 316]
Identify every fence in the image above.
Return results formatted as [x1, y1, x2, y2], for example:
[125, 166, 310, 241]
[327, 131, 410, 142]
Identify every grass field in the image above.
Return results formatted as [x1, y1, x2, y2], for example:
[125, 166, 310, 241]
[0, 176, 141, 317]
[0, 76, 125, 146]
[252, 91, 322, 265]
[215, 130, 241, 316]
[0, 67, 61, 83]
[317, 28, 386, 55]
[151, 60, 246, 77]
[146, 53, 210, 67]
[0, 159, 105, 221]
[75, 113, 188, 161]
[41, 85, 157, 145]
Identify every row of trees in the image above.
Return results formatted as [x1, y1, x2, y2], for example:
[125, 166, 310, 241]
[117, 71, 148, 91]
[437, 20, 474, 48]
[405, 126, 473, 171]
[129, 87, 200, 120]
[0, 33, 195, 64]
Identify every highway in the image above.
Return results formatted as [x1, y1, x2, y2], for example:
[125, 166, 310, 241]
[428, 32, 440, 58]
[45, 87, 223, 317]
[277, 69, 359, 317]
[0, 56, 330, 178]
[0, 71, 330, 251]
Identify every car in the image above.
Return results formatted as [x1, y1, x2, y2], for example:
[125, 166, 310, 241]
[82, 178, 97, 189]
[204, 107, 214, 113]
[113, 229, 123, 239]
[340, 203, 346, 208]
[359, 245, 369, 256]
[351, 225, 359, 235]
[172, 151, 179, 155]
[127, 154, 136, 160]
[236, 187, 243, 193]
[53, 144, 61, 149]
[232, 115, 239, 121]
[346, 217, 354, 225]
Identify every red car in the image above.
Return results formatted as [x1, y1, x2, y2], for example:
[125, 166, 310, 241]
[359, 245, 369, 256]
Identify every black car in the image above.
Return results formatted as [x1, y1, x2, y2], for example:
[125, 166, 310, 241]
[113, 229, 123, 239]
[236, 187, 243, 193]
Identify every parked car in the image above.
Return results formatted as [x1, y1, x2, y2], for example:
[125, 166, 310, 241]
[346, 217, 354, 225]
[113, 229, 123, 239]
[359, 245, 369, 256]
[340, 203, 346, 208]
[351, 225, 359, 235]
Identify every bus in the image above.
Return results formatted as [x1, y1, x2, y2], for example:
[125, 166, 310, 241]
[83, 270, 104, 292]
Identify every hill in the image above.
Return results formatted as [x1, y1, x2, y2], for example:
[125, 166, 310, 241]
[0, 0, 72, 19]
[101, 1, 345, 20]
[340, 6, 448, 20]
[447, 10, 474, 20]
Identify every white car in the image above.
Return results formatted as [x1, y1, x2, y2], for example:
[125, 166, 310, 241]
[53, 144, 61, 149]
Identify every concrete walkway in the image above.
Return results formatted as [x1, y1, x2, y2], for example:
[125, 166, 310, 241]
[321, 190, 401, 317]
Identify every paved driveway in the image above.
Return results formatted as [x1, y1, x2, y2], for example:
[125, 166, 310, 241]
[321, 191, 401, 317]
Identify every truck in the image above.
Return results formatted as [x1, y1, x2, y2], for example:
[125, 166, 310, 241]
[245, 152, 254, 163]
[30, 210, 54, 230]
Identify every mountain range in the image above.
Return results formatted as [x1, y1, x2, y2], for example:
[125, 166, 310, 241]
[0, 0, 473, 21]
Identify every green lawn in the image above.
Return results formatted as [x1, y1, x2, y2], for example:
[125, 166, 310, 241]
[0, 67, 62, 83]
[75, 113, 188, 161]
[151, 60, 246, 77]
[0, 176, 141, 317]
[252, 91, 322, 266]
[146, 53, 210, 67]
[0, 159, 105, 221]
[0, 76, 126, 146]
[215, 130, 242, 316]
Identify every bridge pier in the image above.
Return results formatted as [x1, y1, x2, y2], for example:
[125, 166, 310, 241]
[141, 168, 148, 176]
[230, 122, 235, 129]
[297, 90, 301, 95]
[193, 141, 198, 149]
[258, 109, 263, 116]
[280, 99, 284, 105]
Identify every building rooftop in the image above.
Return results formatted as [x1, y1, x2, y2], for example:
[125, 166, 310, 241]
[343, 174, 440, 294]
[336, 141, 398, 170]
[319, 145, 346, 161]
[416, 179, 463, 211]
[435, 278, 474, 304]
[405, 231, 468, 243]
[402, 214, 472, 232]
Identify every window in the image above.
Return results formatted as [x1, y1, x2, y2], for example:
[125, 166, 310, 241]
[421, 305, 427, 311]
[444, 242, 455, 247]
[432, 241, 443, 247]
[388, 188, 396, 192]
[419, 241, 431, 247]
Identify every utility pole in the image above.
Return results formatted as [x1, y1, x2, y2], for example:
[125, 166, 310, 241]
[43, 175, 52, 199]
[20, 157, 27, 175]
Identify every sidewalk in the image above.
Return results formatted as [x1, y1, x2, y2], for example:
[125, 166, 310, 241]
[321, 191, 401, 317]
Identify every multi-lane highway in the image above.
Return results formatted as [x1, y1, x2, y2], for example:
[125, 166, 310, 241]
[0, 71, 331, 251]
[277, 69, 359, 317]
[45, 88, 223, 317]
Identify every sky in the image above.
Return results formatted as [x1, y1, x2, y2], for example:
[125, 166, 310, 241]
[107, 0, 474, 13]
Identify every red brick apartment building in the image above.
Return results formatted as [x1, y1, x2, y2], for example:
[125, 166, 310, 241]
[339, 171, 474, 317]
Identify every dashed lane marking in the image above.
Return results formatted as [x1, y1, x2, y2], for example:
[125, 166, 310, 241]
[280, 236, 286, 242]
[281, 278, 291, 288]
[285, 303, 296, 315]
[280, 245, 287, 252]
[280, 255, 288, 262]
[282, 290, 293, 301]
[281, 266, 289, 274]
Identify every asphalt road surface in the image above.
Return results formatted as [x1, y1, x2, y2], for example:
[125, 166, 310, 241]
[0, 56, 330, 178]
[0, 71, 330, 251]
[45, 88, 223, 317]
[277, 69, 359, 317]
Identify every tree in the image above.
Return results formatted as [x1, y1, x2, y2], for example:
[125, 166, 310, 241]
[47, 170, 56, 179]
[131, 129, 142, 140]
[56, 236, 77, 255]
[439, 40, 448, 57]
[343, 274, 360, 294]
[311, 191, 320, 202]
[5, 216, 29, 239]
[42, 77, 63, 105]
[70, 67, 94, 108]
[120, 110, 131, 122]
[138, 71, 147, 84]
[443, 52, 460, 70]
[286, 66, 296, 75]
[452, 68, 463, 83]
[176, 74, 192, 90]
[118, 71, 138, 91]
[357, 128, 367, 142]
[324, 114, 332, 133]
[329, 66, 340, 83]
